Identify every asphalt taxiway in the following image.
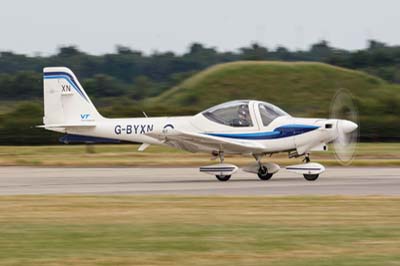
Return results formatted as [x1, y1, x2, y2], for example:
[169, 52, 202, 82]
[0, 167, 399, 195]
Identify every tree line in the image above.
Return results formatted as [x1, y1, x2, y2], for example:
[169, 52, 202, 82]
[0, 40, 400, 144]
[1, 40, 400, 101]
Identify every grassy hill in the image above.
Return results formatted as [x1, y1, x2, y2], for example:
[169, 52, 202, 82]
[149, 61, 400, 139]
[1, 61, 399, 144]
[150, 61, 398, 114]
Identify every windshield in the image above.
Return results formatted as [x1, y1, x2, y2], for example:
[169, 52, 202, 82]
[258, 102, 289, 126]
[202, 101, 253, 127]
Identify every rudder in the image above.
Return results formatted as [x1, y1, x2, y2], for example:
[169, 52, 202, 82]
[43, 67, 102, 127]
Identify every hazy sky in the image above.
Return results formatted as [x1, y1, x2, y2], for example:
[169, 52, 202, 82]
[1, 0, 399, 55]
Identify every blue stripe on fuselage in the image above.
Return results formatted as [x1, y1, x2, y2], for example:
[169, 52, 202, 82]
[206, 124, 319, 140]
[44, 71, 88, 102]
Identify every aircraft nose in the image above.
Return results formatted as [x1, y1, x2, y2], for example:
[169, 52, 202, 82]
[340, 120, 358, 133]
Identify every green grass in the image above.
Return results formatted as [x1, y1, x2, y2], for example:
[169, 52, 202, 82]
[0, 196, 399, 265]
[1, 61, 399, 145]
[149, 61, 399, 115]
[0, 143, 399, 166]
[148, 61, 400, 140]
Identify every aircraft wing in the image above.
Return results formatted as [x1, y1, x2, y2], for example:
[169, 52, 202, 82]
[147, 131, 266, 153]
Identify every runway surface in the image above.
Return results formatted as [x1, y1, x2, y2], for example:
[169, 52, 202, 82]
[0, 167, 399, 196]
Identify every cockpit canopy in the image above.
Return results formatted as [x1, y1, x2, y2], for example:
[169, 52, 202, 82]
[258, 102, 289, 126]
[202, 100, 289, 127]
[203, 100, 253, 127]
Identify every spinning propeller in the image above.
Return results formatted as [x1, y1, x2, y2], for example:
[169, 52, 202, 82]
[329, 89, 359, 165]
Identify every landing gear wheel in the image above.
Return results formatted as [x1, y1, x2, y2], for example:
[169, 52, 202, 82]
[216, 175, 231, 182]
[257, 166, 273, 181]
[303, 174, 319, 181]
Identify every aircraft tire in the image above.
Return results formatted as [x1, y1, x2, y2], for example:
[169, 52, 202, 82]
[303, 174, 319, 181]
[215, 175, 231, 181]
[257, 166, 273, 181]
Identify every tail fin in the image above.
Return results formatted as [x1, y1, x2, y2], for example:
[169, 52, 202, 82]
[42, 67, 102, 128]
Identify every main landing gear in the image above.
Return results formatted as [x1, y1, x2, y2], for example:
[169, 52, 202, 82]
[201, 151, 280, 182]
[303, 174, 320, 181]
[215, 174, 231, 182]
[303, 153, 311, 163]
[200, 151, 324, 182]
[254, 154, 274, 181]
[214, 151, 231, 181]
[257, 165, 273, 180]
[241, 154, 280, 181]
[199, 151, 236, 182]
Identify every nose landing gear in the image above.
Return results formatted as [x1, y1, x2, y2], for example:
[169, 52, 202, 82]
[286, 153, 325, 181]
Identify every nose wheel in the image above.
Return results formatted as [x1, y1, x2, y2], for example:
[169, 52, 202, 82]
[303, 154, 319, 181]
[286, 153, 321, 181]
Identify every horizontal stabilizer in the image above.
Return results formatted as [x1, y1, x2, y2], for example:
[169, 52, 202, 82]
[37, 123, 96, 128]
[59, 134, 120, 144]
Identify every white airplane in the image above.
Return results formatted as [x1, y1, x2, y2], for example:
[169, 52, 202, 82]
[40, 67, 359, 181]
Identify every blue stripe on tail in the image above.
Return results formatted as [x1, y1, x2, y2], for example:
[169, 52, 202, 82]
[44, 71, 88, 102]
